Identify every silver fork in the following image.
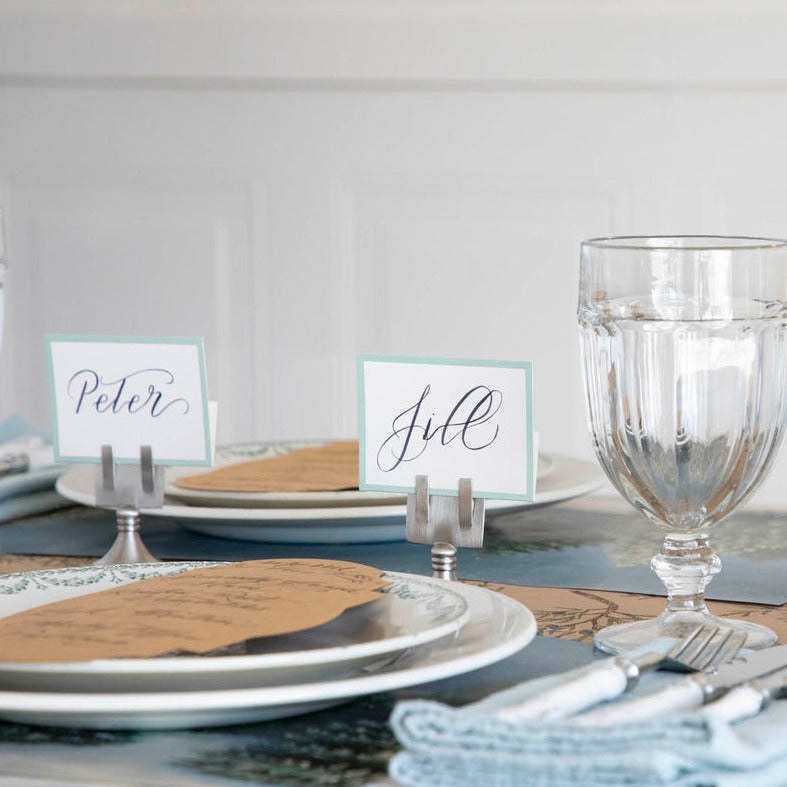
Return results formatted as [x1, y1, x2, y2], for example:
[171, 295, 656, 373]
[661, 623, 747, 673]
[495, 623, 746, 723]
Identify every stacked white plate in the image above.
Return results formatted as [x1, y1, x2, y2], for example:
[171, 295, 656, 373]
[0, 562, 537, 729]
[55, 441, 604, 543]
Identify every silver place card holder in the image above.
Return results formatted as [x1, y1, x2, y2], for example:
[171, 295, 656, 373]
[93, 444, 164, 565]
[405, 475, 485, 580]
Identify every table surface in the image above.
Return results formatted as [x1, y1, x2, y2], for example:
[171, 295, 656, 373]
[0, 495, 784, 786]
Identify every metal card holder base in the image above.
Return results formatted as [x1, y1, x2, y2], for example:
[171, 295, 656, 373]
[406, 475, 485, 581]
[93, 445, 163, 565]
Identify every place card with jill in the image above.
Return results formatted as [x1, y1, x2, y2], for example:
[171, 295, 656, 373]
[357, 354, 535, 500]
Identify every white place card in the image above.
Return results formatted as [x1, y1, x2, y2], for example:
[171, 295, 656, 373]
[46, 335, 212, 466]
[357, 355, 535, 500]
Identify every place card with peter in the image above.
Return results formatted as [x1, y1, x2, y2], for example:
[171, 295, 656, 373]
[46, 334, 212, 467]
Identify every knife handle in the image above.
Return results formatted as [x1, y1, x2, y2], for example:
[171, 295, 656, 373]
[573, 675, 706, 726]
[703, 685, 767, 724]
[495, 658, 634, 723]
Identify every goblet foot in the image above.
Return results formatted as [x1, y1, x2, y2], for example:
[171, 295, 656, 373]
[594, 609, 776, 655]
[596, 531, 775, 654]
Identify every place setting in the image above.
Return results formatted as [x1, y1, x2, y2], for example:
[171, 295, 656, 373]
[0, 557, 537, 729]
[47, 336, 603, 546]
[1, 238, 787, 786]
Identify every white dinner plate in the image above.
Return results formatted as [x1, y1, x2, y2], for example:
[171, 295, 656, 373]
[56, 454, 604, 544]
[163, 442, 557, 509]
[0, 562, 470, 693]
[0, 579, 535, 729]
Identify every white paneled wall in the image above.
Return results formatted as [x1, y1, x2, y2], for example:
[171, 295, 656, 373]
[3, 2, 787, 503]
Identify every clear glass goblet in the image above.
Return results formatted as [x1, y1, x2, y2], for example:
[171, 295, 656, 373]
[578, 236, 787, 654]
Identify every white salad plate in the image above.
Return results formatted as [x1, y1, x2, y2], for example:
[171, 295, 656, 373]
[0, 562, 470, 693]
[0, 572, 536, 730]
[56, 452, 604, 544]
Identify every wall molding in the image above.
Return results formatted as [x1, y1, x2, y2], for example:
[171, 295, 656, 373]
[4, 3, 787, 86]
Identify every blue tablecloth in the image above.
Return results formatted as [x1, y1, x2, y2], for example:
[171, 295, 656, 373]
[1, 501, 785, 604]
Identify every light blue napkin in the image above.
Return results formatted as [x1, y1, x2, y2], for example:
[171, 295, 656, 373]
[0, 414, 69, 521]
[388, 664, 787, 786]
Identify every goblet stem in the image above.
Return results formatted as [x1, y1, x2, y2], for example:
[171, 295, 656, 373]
[650, 532, 720, 618]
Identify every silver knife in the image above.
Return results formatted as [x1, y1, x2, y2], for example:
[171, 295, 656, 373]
[574, 644, 787, 726]
[702, 663, 787, 724]
[750, 663, 787, 702]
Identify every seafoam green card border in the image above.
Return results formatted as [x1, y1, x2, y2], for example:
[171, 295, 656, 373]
[45, 334, 212, 466]
[357, 353, 535, 500]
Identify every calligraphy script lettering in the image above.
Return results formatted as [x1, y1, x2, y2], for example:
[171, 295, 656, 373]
[0, 560, 387, 663]
[67, 368, 190, 417]
[376, 384, 502, 471]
